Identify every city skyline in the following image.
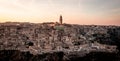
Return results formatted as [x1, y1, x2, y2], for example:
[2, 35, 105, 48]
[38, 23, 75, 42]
[0, 0, 120, 25]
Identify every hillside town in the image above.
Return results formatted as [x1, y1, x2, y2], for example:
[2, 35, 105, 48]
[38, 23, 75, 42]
[0, 16, 120, 61]
[0, 16, 119, 54]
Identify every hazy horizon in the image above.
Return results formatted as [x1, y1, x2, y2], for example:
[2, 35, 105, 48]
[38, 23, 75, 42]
[0, 0, 120, 25]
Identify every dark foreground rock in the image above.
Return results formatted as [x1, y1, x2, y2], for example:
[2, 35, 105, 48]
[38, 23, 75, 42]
[0, 22, 120, 61]
[0, 50, 119, 61]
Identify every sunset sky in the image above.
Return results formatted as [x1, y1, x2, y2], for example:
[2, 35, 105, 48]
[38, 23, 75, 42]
[0, 0, 120, 25]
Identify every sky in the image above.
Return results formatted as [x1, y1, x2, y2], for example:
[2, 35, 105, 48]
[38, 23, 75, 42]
[0, 0, 120, 25]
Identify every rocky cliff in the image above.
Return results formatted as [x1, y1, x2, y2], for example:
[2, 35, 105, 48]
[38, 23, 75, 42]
[0, 22, 120, 61]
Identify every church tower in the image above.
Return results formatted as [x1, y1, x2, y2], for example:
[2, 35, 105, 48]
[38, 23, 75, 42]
[59, 15, 63, 24]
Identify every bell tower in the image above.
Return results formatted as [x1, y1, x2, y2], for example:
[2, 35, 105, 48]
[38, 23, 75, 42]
[59, 15, 63, 24]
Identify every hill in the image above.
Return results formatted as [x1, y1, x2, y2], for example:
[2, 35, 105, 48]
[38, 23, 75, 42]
[0, 22, 120, 61]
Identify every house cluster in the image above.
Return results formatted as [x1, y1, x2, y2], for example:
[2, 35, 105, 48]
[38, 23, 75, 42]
[0, 16, 119, 55]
